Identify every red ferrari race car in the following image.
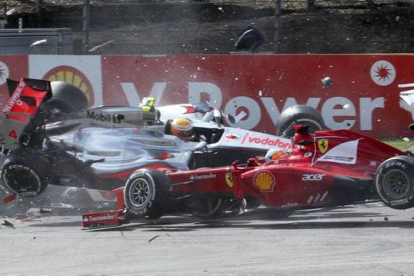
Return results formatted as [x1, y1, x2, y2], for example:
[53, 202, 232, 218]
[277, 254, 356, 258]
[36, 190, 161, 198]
[83, 124, 414, 229]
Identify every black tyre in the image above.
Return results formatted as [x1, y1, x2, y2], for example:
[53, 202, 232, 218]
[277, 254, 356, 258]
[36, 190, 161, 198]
[375, 156, 414, 210]
[276, 105, 326, 137]
[40, 81, 89, 121]
[50, 81, 89, 111]
[124, 169, 171, 218]
[1, 148, 51, 197]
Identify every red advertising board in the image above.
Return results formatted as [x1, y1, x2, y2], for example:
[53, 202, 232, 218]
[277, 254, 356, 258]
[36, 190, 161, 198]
[102, 54, 414, 137]
[0, 55, 28, 109]
[1, 54, 413, 137]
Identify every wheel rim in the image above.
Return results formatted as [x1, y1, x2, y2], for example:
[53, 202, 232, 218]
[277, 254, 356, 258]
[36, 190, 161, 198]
[128, 178, 152, 209]
[3, 165, 41, 195]
[383, 169, 410, 199]
[192, 198, 222, 217]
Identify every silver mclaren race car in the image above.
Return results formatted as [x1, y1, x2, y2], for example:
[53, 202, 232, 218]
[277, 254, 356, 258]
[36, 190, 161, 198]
[0, 78, 324, 211]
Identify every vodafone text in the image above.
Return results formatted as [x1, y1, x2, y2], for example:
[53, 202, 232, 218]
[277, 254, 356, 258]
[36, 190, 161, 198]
[241, 133, 292, 149]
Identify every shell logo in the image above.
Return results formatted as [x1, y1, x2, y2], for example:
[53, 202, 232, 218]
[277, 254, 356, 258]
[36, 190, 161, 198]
[253, 171, 275, 192]
[43, 66, 94, 106]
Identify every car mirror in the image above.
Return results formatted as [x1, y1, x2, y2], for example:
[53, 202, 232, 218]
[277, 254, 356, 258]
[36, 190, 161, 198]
[227, 114, 236, 124]
[194, 102, 211, 113]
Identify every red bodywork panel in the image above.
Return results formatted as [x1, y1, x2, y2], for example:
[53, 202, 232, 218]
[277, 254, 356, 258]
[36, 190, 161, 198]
[167, 161, 336, 208]
[0, 78, 51, 152]
[82, 187, 127, 229]
[3, 79, 50, 123]
[82, 210, 123, 228]
[168, 128, 404, 209]
[170, 167, 234, 194]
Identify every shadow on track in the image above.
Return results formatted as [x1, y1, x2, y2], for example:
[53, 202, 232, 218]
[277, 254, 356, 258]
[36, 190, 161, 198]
[11, 204, 413, 231]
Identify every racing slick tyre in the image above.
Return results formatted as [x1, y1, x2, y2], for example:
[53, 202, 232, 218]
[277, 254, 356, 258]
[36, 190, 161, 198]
[375, 156, 414, 210]
[276, 105, 326, 137]
[50, 81, 89, 111]
[124, 169, 171, 219]
[1, 148, 51, 198]
[40, 81, 89, 121]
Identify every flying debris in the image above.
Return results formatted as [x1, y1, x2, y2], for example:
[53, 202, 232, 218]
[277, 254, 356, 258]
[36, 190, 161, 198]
[321, 77, 332, 87]
[6, 8, 16, 16]
[88, 40, 114, 52]
[235, 26, 264, 53]
[148, 235, 160, 243]
[1, 220, 15, 228]
[30, 39, 47, 47]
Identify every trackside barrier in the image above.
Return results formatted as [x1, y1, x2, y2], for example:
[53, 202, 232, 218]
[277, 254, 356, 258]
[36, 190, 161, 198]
[1, 54, 414, 137]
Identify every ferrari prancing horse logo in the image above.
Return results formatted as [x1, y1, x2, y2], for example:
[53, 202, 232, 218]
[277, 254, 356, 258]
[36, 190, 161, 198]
[225, 172, 233, 188]
[318, 139, 329, 153]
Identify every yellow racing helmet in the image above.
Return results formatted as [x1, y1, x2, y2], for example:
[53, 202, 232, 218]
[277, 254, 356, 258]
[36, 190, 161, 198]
[170, 117, 194, 141]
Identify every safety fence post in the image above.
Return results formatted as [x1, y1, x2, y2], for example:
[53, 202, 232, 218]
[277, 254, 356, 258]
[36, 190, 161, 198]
[274, 0, 282, 53]
[82, 0, 90, 53]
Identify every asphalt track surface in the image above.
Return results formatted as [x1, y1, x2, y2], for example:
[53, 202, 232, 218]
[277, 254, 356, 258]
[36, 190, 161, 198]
[1, 202, 414, 276]
[1, 157, 414, 276]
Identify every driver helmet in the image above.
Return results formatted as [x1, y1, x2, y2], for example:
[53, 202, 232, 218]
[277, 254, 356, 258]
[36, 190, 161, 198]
[170, 117, 194, 141]
[264, 148, 285, 162]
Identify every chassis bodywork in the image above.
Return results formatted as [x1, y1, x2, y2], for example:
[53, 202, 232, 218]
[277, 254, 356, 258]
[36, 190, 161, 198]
[83, 126, 411, 228]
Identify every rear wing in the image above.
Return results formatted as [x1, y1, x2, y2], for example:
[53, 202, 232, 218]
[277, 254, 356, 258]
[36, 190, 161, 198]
[0, 78, 52, 152]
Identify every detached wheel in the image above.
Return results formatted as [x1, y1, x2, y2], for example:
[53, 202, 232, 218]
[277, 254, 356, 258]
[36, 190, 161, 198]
[124, 169, 171, 219]
[276, 105, 325, 137]
[50, 81, 89, 111]
[1, 148, 51, 197]
[375, 156, 414, 210]
[39, 81, 89, 121]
